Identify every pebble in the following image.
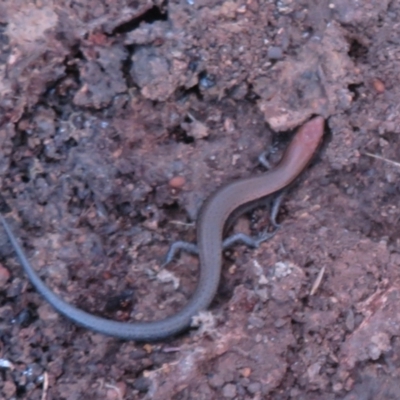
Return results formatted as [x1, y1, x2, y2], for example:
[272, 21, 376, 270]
[222, 383, 237, 398]
[169, 175, 186, 189]
[133, 377, 150, 393]
[372, 78, 385, 93]
[274, 318, 287, 328]
[267, 46, 283, 59]
[0, 263, 10, 288]
[0, 305, 13, 319]
[248, 315, 265, 328]
[247, 382, 261, 394]
[208, 374, 225, 389]
[239, 367, 251, 378]
[7, 277, 24, 297]
[37, 303, 59, 321]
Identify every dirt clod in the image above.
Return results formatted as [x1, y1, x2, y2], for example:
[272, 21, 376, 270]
[1, 1, 400, 399]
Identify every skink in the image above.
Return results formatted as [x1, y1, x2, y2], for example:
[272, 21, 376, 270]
[0, 116, 324, 341]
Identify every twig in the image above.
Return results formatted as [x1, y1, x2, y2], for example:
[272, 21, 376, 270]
[364, 152, 400, 168]
[41, 372, 49, 400]
[310, 266, 326, 296]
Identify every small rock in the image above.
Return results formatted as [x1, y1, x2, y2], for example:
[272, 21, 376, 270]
[274, 318, 287, 328]
[372, 78, 385, 93]
[0, 359, 14, 369]
[133, 377, 150, 393]
[224, 117, 235, 133]
[255, 287, 269, 302]
[106, 388, 118, 400]
[208, 374, 225, 389]
[156, 269, 180, 290]
[15, 308, 33, 326]
[7, 277, 24, 297]
[143, 344, 153, 354]
[0, 305, 13, 320]
[248, 315, 265, 328]
[199, 73, 215, 89]
[273, 261, 293, 278]
[181, 119, 209, 139]
[239, 367, 251, 378]
[247, 382, 261, 394]
[37, 303, 59, 322]
[332, 382, 343, 392]
[369, 332, 391, 360]
[307, 362, 321, 381]
[0, 264, 10, 288]
[267, 46, 283, 60]
[169, 176, 186, 189]
[222, 383, 237, 398]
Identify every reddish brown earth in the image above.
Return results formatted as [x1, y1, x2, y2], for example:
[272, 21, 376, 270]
[1, 1, 400, 399]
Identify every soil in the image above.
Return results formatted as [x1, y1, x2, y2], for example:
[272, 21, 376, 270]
[1, 1, 400, 399]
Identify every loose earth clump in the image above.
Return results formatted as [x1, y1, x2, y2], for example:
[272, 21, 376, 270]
[1, 1, 400, 399]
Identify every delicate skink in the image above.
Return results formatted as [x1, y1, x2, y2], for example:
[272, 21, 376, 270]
[0, 116, 324, 341]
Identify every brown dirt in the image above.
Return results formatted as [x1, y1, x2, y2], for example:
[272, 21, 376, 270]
[1, 1, 400, 399]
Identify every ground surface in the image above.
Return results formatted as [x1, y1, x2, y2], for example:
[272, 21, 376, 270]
[1, 1, 400, 399]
